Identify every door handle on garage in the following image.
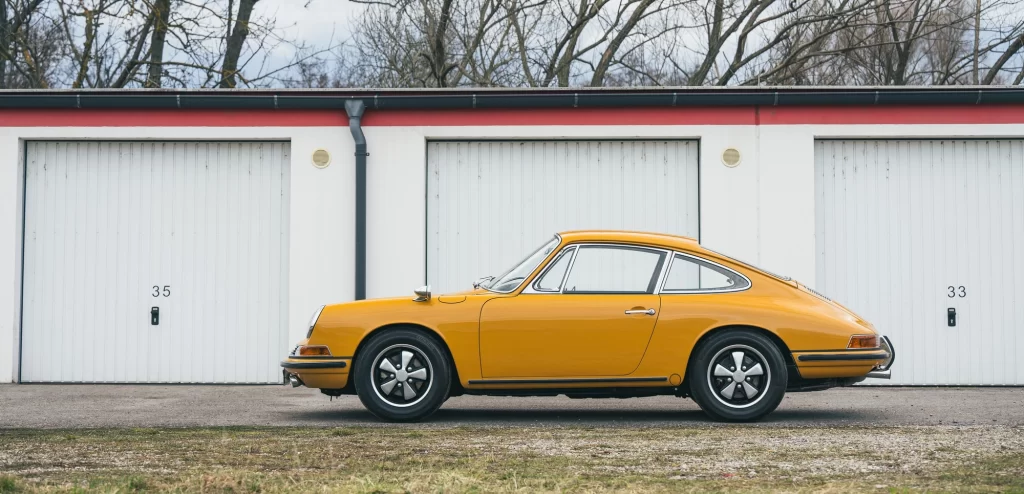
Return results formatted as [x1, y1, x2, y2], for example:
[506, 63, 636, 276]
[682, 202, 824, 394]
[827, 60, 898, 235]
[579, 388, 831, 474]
[625, 308, 656, 315]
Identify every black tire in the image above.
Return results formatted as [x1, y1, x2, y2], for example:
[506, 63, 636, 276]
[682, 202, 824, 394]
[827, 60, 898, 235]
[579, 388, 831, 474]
[688, 329, 787, 422]
[354, 328, 451, 422]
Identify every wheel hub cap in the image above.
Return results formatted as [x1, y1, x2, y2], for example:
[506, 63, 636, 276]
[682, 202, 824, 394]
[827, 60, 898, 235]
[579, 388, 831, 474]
[373, 346, 433, 407]
[708, 345, 770, 409]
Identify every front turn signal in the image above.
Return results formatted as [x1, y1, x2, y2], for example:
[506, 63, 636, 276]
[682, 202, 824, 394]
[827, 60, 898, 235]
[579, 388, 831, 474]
[848, 335, 879, 349]
[297, 345, 332, 356]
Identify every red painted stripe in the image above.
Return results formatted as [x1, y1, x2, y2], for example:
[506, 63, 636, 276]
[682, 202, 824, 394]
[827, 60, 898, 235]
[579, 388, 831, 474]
[2, 104, 1024, 127]
[0, 109, 347, 127]
[761, 105, 1024, 125]
[361, 107, 755, 126]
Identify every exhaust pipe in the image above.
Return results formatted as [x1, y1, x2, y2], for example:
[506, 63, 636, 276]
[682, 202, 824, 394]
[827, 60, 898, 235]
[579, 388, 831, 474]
[288, 374, 303, 387]
[866, 369, 891, 379]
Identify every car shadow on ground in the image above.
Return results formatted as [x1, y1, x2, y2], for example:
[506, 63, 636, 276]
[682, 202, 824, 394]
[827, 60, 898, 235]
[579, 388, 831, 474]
[284, 407, 878, 426]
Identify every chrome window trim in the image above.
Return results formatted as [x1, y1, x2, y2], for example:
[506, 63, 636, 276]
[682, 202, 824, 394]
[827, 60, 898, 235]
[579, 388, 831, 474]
[701, 246, 791, 282]
[484, 234, 562, 294]
[554, 243, 671, 295]
[658, 251, 753, 294]
[523, 246, 578, 294]
[651, 248, 671, 295]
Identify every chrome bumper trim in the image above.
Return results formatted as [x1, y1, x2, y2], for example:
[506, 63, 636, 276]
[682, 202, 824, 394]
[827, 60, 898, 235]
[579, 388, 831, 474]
[878, 335, 895, 371]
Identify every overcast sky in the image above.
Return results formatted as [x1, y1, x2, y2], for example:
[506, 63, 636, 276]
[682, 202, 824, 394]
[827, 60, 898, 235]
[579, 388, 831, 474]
[260, 0, 365, 48]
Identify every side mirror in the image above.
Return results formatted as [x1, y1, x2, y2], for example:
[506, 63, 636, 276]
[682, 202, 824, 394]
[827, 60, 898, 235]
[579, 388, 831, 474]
[413, 285, 431, 302]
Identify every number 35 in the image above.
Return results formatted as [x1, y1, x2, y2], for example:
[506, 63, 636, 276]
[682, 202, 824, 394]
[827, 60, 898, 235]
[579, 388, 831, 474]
[947, 285, 966, 298]
[152, 285, 171, 297]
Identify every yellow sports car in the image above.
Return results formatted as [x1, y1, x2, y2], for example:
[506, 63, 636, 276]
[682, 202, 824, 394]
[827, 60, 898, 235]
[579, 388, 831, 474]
[282, 231, 894, 422]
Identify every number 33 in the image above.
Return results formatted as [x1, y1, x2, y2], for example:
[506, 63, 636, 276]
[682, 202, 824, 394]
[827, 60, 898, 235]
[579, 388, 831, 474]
[947, 286, 966, 298]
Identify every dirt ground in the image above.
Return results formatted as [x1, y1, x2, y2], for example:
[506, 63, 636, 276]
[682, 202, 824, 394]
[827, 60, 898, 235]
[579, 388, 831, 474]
[1, 425, 1023, 492]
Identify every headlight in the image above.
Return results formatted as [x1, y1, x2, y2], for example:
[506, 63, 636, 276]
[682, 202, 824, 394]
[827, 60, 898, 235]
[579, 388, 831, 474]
[307, 305, 325, 338]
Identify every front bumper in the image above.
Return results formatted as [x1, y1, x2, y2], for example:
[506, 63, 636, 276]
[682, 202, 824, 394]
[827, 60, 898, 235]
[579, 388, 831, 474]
[280, 359, 348, 370]
[281, 357, 351, 388]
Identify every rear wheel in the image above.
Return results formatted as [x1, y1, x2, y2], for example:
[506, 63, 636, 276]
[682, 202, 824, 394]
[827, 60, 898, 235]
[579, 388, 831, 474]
[688, 329, 787, 422]
[354, 328, 450, 422]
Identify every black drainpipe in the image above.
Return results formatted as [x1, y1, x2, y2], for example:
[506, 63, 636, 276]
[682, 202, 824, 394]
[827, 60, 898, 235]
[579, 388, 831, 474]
[345, 99, 367, 301]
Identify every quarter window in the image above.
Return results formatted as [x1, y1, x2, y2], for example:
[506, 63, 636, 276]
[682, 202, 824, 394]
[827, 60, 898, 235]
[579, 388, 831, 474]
[533, 247, 575, 292]
[562, 245, 665, 294]
[662, 254, 749, 292]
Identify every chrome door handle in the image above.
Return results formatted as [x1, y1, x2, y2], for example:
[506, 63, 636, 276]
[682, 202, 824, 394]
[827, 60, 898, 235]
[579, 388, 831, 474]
[624, 308, 656, 315]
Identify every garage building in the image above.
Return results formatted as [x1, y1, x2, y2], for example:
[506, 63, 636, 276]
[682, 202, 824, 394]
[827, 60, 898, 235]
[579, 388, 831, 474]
[1, 87, 1022, 385]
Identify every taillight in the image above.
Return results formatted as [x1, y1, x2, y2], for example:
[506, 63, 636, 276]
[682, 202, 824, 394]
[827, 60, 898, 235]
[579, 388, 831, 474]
[848, 335, 879, 349]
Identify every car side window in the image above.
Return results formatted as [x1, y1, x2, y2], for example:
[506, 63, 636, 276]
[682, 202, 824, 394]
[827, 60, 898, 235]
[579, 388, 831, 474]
[533, 247, 575, 292]
[662, 254, 750, 292]
[562, 245, 665, 294]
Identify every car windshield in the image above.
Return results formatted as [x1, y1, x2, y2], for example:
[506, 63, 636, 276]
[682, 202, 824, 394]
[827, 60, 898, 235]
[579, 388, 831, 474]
[483, 236, 560, 293]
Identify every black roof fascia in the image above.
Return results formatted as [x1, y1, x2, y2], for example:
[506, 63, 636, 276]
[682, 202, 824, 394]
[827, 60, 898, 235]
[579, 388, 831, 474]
[1, 87, 1023, 110]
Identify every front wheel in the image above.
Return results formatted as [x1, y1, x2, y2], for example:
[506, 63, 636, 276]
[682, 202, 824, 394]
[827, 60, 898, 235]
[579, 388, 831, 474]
[354, 328, 451, 422]
[688, 329, 788, 422]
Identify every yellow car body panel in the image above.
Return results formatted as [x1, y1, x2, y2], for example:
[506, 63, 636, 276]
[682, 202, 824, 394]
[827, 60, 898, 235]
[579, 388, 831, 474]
[281, 231, 890, 392]
[479, 293, 661, 377]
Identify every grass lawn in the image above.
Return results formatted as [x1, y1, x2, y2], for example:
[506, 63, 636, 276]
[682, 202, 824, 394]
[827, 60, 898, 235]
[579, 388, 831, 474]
[1, 425, 1023, 493]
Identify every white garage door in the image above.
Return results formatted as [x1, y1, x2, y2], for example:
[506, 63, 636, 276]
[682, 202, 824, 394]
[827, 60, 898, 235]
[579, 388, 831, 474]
[815, 139, 1024, 385]
[21, 141, 290, 383]
[427, 140, 699, 294]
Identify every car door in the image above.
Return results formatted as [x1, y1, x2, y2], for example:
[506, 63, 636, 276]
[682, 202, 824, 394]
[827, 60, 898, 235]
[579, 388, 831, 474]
[479, 244, 667, 378]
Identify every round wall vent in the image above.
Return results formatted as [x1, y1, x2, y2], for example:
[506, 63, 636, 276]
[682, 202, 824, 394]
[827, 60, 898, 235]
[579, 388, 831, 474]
[722, 147, 741, 167]
[312, 149, 331, 168]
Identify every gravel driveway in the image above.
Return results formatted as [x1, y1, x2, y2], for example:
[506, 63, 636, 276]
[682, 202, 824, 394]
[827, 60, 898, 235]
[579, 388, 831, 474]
[1, 384, 1021, 428]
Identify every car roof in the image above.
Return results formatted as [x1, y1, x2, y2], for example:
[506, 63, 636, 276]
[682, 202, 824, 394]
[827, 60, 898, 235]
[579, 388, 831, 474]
[557, 230, 701, 251]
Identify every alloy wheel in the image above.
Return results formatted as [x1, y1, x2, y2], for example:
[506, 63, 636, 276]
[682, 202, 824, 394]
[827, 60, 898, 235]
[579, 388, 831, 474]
[371, 344, 434, 407]
[706, 344, 771, 409]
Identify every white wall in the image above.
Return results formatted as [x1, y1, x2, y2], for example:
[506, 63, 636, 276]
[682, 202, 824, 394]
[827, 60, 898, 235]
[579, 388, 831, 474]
[0, 127, 354, 383]
[5, 119, 1024, 382]
[364, 122, 1024, 299]
[365, 124, 770, 299]
[0, 139, 24, 384]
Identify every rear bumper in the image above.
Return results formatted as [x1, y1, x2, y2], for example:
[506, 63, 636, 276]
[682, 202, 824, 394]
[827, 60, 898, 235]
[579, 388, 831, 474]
[866, 335, 896, 379]
[796, 352, 889, 362]
[792, 335, 894, 379]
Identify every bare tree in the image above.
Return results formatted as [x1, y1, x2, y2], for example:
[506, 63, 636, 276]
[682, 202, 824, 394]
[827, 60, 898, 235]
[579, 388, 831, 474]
[8, 0, 1024, 89]
[145, 0, 169, 87]
[1, 0, 332, 88]
[806, 0, 1023, 85]
[1, 0, 50, 87]
[219, 0, 257, 87]
[345, 0, 521, 87]
[508, 0, 694, 87]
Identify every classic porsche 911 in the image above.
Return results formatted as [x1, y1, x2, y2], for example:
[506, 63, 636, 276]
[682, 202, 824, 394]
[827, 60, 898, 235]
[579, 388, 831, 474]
[281, 231, 894, 422]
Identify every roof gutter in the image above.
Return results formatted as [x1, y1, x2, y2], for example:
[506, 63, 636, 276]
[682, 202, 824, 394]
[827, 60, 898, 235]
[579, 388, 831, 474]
[2, 87, 1024, 109]
[344, 99, 367, 301]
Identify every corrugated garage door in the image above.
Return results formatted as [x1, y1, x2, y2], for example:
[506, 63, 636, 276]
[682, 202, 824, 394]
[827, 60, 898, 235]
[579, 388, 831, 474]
[815, 140, 1024, 385]
[427, 140, 699, 294]
[21, 141, 290, 383]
